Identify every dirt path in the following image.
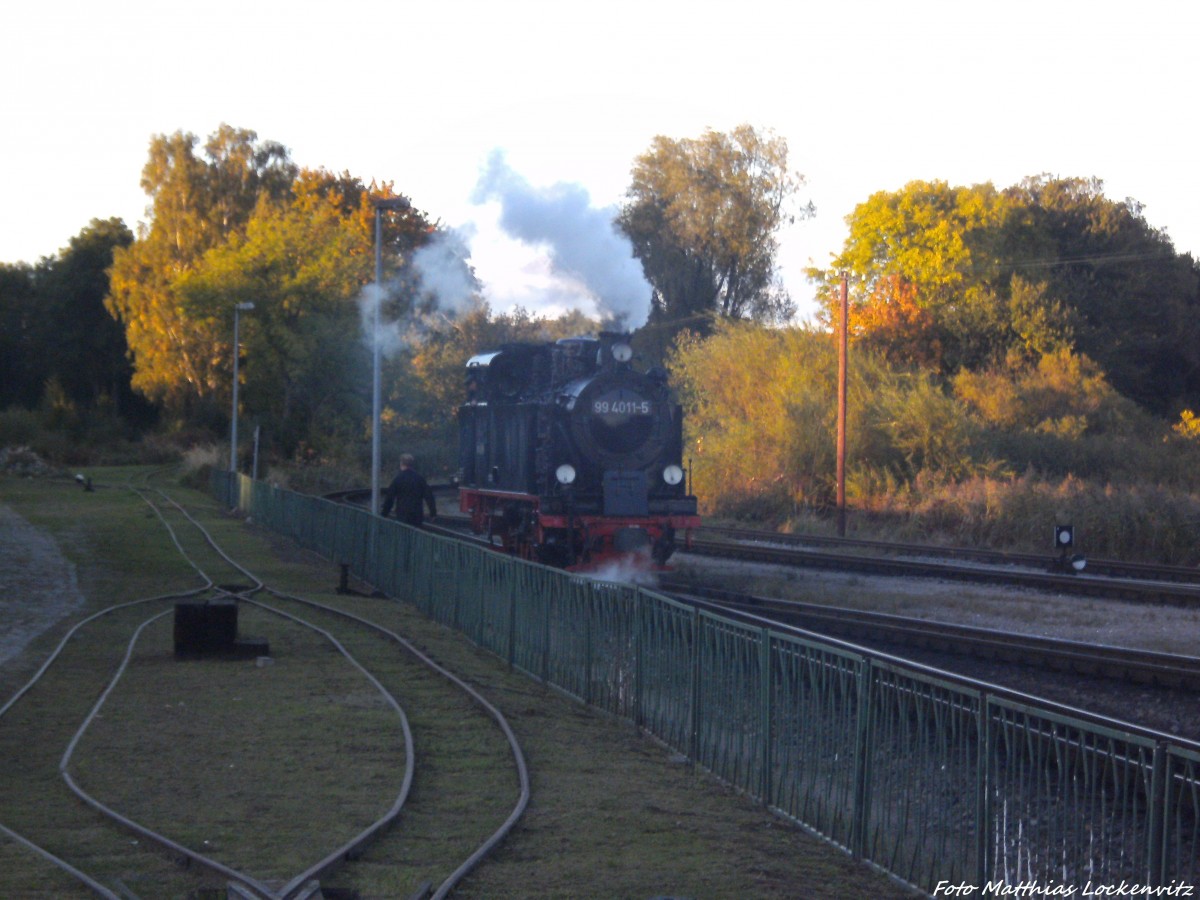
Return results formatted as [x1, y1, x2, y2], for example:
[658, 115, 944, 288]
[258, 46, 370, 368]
[0, 501, 85, 666]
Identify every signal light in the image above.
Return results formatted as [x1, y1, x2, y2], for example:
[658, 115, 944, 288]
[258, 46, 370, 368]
[1054, 524, 1074, 549]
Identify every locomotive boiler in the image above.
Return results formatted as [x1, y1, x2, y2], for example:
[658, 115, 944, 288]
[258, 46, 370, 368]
[457, 333, 699, 569]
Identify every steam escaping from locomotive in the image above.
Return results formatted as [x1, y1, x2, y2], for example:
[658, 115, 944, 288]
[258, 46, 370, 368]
[358, 282, 406, 359]
[358, 226, 480, 359]
[358, 151, 652, 357]
[410, 227, 478, 313]
[471, 150, 652, 329]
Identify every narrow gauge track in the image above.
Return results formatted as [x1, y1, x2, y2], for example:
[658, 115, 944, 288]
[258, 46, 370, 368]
[690, 529, 1200, 605]
[662, 579, 1200, 691]
[330, 489, 1200, 689]
[0, 473, 529, 899]
[334, 488, 1200, 693]
[700, 524, 1200, 584]
[331, 489, 1200, 604]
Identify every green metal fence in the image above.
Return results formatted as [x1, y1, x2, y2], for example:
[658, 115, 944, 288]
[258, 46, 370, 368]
[215, 472, 1200, 894]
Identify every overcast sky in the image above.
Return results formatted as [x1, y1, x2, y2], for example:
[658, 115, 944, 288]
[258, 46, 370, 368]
[3, 0, 1195, 322]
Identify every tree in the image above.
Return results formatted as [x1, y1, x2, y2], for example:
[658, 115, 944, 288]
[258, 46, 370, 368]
[812, 175, 1200, 414]
[41, 219, 145, 417]
[618, 125, 811, 340]
[174, 169, 430, 457]
[107, 125, 298, 419]
[667, 320, 980, 518]
[1, 220, 150, 424]
[0, 261, 39, 408]
[811, 180, 1010, 373]
[999, 175, 1200, 412]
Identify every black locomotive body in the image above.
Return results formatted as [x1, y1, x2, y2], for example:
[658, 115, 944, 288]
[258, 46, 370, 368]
[457, 333, 699, 569]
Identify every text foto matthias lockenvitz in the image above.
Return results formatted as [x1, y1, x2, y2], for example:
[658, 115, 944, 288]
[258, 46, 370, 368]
[934, 881, 1195, 897]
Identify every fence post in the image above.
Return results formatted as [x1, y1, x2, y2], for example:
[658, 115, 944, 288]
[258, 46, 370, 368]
[507, 569, 518, 668]
[633, 592, 643, 734]
[584, 581, 593, 707]
[850, 659, 873, 858]
[976, 694, 992, 886]
[1147, 742, 1167, 885]
[689, 606, 702, 765]
[541, 575, 552, 684]
[759, 627, 772, 805]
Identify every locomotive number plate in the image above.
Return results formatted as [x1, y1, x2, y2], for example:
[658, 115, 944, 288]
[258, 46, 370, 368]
[591, 390, 653, 423]
[593, 399, 651, 416]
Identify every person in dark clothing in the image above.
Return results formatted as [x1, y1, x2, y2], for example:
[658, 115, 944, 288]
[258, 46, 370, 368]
[381, 453, 437, 526]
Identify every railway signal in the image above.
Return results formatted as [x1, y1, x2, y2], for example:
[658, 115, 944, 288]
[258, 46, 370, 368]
[1054, 523, 1074, 549]
[1052, 523, 1086, 573]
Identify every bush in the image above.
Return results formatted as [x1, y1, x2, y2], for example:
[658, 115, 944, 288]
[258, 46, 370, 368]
[848, 472, 1200, 565]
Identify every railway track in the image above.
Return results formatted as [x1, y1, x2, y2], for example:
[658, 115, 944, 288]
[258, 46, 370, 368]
[0, 473, 529, 899]
[330, 487, 1200, 604]
[663, 579, 1200, 692]
[691, 526, 1200, 605]
[328, 489, 1200, 681]
[700, 524, 1200, 583]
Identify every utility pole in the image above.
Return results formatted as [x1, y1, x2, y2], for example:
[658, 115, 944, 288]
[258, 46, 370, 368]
[836, 272, 848, 537]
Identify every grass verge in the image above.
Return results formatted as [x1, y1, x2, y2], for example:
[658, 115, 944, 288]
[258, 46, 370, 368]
[0, 469, 915, 898]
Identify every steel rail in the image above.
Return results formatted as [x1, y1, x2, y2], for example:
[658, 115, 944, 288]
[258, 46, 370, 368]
[662, 584, 1200, 750]
[141, 475, 529, 898]
[212, 592, 417, 900]
[688, 535, 1200, 605]
[665, 580, 1200, 690]
[161, 477, 531, 897]
[0, 820, 123, 900]
[1, 472, 404, 899]
[0, 589, 209, 898]
[699, 523, 1200, 584]
[58, 607, 282, 899]
[249, 588, 531, 900]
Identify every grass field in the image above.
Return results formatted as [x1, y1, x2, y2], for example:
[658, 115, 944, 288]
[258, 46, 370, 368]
[0, 469, 916, 898]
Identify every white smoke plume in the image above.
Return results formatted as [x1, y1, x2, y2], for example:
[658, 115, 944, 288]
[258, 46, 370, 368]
[411, 226, 478, 314]
[357, 281, 414, 359]
[359, 225, 481, 358]
[471, 150, 651, 329]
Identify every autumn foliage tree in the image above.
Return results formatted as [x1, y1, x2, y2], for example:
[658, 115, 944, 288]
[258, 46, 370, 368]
[811, 179, 1010, 373]
[173, 169, 431, 455]
[105, 125, 435, 456]
[667, 320, 979, 519]
[849, 274, 944, 370]
[1000, 176, 1200, 411]
[810, 175, 1200, 414]
[107, 125, 298, 420]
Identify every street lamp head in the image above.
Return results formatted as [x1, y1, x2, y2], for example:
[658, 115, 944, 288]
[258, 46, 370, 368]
[373, 196, 412, 212]
[235, 302, 255, 311]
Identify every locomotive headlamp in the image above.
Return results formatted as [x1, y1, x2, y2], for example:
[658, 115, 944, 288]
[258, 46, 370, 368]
[662, 464, 684, 486]
[555, 463, 577, 485]
[611, 342, 633, 363]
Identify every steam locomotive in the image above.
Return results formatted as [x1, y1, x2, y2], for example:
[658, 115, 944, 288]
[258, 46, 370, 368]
[457, 333, 700, 570]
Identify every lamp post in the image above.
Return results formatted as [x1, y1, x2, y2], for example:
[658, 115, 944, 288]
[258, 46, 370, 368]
[371, 196, 411, 516]
[230, 302, 255, 473]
